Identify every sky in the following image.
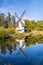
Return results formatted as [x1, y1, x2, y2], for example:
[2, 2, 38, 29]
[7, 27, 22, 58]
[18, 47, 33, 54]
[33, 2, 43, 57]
[0, 0, 43, 20]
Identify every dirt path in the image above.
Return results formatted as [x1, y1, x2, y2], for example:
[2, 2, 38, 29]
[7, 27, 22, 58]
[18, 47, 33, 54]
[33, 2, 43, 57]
[29, 30, 43, 36]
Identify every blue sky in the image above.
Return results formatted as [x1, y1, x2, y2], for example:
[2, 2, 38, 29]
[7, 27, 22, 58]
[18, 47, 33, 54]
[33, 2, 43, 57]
[0, 0, 43, 20]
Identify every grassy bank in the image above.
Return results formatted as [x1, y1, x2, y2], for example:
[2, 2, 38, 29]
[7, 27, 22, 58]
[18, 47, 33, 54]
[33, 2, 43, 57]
[26, 35, 43, 46]
[0, 27, 43, 40]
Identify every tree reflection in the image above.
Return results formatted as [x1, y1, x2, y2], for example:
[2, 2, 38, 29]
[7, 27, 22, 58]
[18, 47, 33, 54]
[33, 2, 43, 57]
[0, 35, 43, 54]
[0, 39, 16, 54]
[1, 46, 7, 54]
[0, 40, 7, 54]
[7, 45, 12, 54]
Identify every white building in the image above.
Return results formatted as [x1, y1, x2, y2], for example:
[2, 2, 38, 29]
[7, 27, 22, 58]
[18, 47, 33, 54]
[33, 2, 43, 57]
[16, 20, 25, 33]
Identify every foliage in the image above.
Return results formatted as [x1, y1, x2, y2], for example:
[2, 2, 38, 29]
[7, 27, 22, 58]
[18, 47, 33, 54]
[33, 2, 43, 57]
[26, 35, 43, 46]
[24, 19, 43, 32]
[37, 21, 43, 30]
[0, 13, 5, 26]
[0, 27, 16, 39]
[24, 19, 37, 32]
[12, 33, 25, 39]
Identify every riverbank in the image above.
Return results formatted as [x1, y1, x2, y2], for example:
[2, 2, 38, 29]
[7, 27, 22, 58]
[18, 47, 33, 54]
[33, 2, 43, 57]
[30, 30, 43, 36]
[0, 27, 43, 39]
[13, 30, 43, 39]
[1, 31, 43, 39]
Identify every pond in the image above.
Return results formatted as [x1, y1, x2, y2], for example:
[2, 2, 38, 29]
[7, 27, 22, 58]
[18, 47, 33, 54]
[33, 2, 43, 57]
[0, 38, 43, 65]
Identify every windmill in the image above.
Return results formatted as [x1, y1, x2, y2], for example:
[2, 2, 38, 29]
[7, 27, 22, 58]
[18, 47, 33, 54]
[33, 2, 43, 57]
[16, 42, 29, 59]
[13, 41, 29, 59]
[14, 10, 28, 33]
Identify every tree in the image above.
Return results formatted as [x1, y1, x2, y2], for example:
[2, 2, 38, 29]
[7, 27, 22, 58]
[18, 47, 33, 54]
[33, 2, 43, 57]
[37, 20, 43, 30]
[24, 19, 36, 32]
[6, 12, 11, 27]
[0, 13, 5, 26]
[11, 15, 16, 26]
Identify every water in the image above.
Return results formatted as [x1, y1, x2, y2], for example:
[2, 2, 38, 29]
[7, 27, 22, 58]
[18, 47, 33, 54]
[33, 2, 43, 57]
[0, 41, 43, 65]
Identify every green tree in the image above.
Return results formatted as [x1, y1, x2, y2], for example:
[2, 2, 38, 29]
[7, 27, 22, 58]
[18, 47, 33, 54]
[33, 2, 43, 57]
[24, 19, 36, 32]
[6, 12, 11, 27]
[37, 20, 43, 30]
[0, 13, 5, 26]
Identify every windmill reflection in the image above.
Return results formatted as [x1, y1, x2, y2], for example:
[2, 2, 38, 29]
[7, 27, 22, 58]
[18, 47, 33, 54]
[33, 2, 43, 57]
[0, 39, 29, 59]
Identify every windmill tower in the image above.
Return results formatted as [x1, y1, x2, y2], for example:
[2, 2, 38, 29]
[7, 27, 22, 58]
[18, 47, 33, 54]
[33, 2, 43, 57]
[14, 10, 26, 33]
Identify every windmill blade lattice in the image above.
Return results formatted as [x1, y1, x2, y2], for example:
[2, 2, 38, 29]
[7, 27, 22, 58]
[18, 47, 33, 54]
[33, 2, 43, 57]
[17, 10, 26, 22]
[14, 10, 26, 27]
[16, 44, 28, 59]
[16, 43, 25, 55]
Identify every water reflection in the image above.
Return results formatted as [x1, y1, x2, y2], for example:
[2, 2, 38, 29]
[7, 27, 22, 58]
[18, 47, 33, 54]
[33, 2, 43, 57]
[0, 37, 43, 65]
[0, 43, 43, 65]
[16, 38, 26, 48]
[0, 36, 43, 55]
[0, 40, 15, 54]
[0, 38, 26, 55]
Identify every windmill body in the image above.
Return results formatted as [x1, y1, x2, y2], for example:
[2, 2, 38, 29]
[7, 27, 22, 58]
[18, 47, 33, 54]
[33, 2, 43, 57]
[16, 38, 26, 49]
[16, 20, 25, 33]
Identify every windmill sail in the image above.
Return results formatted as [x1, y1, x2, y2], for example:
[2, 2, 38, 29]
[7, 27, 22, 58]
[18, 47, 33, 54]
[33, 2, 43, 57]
[14, 10, 26, 27]
[17, 10, 26, 23]
[16, 44, 28, 59]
